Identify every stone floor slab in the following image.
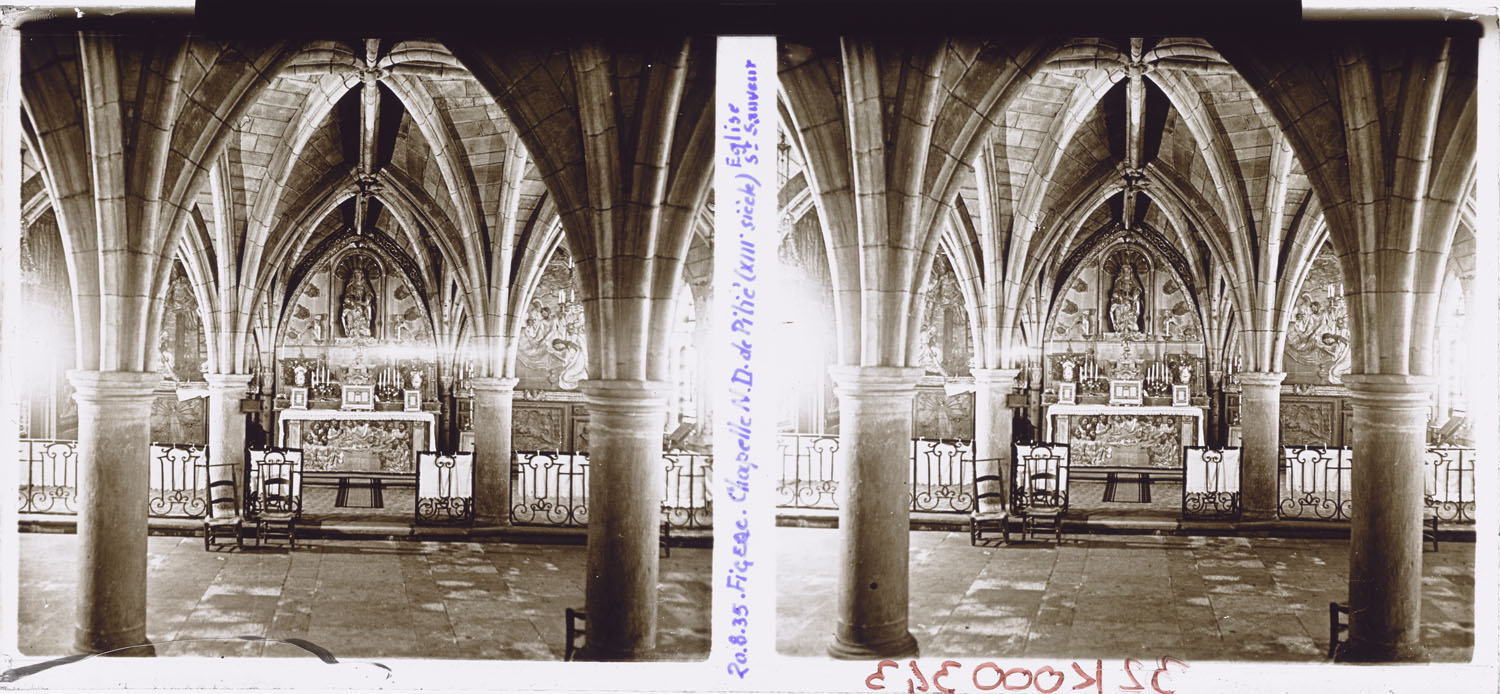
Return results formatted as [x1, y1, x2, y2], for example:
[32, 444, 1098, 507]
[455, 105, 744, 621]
[777, 527, 1474, 662]
[18, 533, 709, 661]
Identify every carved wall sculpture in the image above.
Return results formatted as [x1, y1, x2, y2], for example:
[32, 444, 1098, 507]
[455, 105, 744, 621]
[916, 253, 974, 377]
[1067, 413, 1188, 468]
[913, 389, 974, 440]
[282, 244, 433, 349]
[513, 404, 567, 451]
[1103, 249, 1150, 334]
[1283, 244, 1352, 385]
[150, 392, 206, 445]
[275, 238, 438, 412]
[300, 419, 418, 472]
[158, 263, 208, 382]
[516, 248, 589, 391]
[1279, 399, 1337, 446]
[1043, 228, 1207, 405]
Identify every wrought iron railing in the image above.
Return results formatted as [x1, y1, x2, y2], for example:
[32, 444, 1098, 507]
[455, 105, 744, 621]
[663, 451, 713, 529]
[775, 434, 977, 516]
[19, 439, 78, 515]
[148, 443, 209, 519]
[1424, 446, 1475, 523]
[1278, 446, 1353, 521]
[1182, 446, 1241, 520]
[20, 440, 211, 519]
[416, 451, 475, 524]
[510, 452, 590, 526]
[776, 434, 840, 510]
[509, 450, 714, 529]
[911, 438, 975, 514]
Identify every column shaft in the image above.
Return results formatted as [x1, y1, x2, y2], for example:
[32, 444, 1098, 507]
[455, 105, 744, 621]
[1340, 374, 1431, 662]
[205, 374, 253, 516]
[972, 368, 1020, 513]
[68, 370, 160, 655]
[828, 365, 923, 659]
[1237, 372, 1285, 521]
[471, 377, 518, 525]
[579, 379, 669, 660]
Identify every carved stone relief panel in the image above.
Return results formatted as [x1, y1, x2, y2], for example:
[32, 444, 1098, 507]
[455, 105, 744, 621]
[572, 415, 590, 454]
[1066, 413, 1187, 468]
[300, 419, 418, 473]
[913, 389, 974, 440]
[150, 392, 206, 445]
[1052, 277, 1095, 340]
[513, 404, 566, 451]
[1279, 398, 1337, 446]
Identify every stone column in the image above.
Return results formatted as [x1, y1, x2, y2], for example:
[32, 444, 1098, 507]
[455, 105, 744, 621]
[1340, 374, 1432, 662]
[470, 377, 519, 525]
[971, 368, 1021, 512]
[578, 379, 669, 661]
[67, 370, 160, 655]
[1237, 371, 1285, 521]
[827, 365, 923, 660]
[204, 374, 253, 516]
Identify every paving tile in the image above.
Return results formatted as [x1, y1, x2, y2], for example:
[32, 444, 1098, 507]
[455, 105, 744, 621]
[17, 534, 709, 661]
[777, 527, 1474, 662]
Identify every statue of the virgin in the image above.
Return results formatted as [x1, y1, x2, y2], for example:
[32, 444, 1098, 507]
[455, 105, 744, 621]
[1108, 262, 1144, 333]
[340, 268, 376, 339]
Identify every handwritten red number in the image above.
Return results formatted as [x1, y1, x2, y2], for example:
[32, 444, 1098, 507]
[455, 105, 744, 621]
[1121, 659, 1145, 692]
[1070, 660, 1102, 693]
[1150, 656, 1188, 694]
[932, 661, 960, 694]
[1000, 668, 1033, 691]
[908, 660, 931, 693]
[866, 659, 898, 691]
[1033, 666, 1065, 694]
[973, 662, 1003, 691]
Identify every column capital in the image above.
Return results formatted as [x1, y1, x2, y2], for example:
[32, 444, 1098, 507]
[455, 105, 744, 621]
[470, 376, 520, 395]
[580, 379, 671, 413]
[970, 367, 1022, 388]
[1342, 374, 1435, 409]
[204, 373, 255, 392]
[1237, 371, 1286, 389]
[828, 365, 923, 395]
[66, 370, 160, 404]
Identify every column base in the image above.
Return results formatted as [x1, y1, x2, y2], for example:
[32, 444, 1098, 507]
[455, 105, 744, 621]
[1238, 508, 1278, 523]
[1335, 636, 1426, 663]
[828, 630, 920, 660]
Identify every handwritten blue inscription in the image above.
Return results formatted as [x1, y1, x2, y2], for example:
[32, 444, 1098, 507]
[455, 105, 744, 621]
[722, 56, 761, 682]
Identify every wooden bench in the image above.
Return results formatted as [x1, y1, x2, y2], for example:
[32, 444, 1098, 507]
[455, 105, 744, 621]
[303, 471, 416, 509]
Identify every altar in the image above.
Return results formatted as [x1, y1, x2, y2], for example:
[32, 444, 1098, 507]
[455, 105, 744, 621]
[1044, 404, 1204, 469]
[277, 409, 437, 473]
